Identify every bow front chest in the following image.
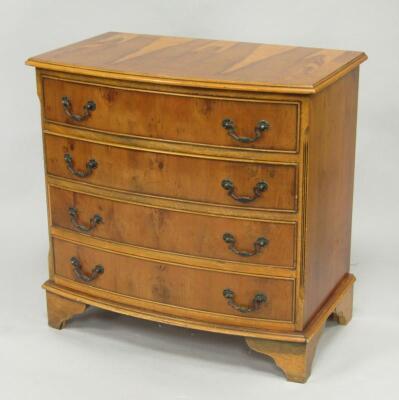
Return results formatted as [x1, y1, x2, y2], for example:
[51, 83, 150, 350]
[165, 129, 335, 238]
[27, 32, 366, 382]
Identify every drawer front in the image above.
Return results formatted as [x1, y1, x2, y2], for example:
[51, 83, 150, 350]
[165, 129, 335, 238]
[43, 78, 299, 152]
[49, 187, 296, 268]
[45, 135, 298, 212]
[53, 238, 294, 322]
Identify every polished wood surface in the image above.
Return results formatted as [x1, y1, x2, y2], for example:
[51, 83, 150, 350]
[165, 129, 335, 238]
[331, 285, 353, 325]
[43, 77, 299, 152]
[50, 225, 297, 279]
[27, 32, 366, 94]
[52, 238, 295, 323]
[43, 273, 354, 342]
[246, 325, 323, 383]
[46, 291, 87, 329]
[302, 69, 359, 324]
[246, 275, 354, 383]
[49, 186, 296, 268]
[45, 134, 298, 212]
[27, 32, 365, 383]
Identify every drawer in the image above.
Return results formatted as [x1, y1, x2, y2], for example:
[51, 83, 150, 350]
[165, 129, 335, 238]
[49, 186, 296, 268]
[43, 78, 299, 152]
[53, 238, 295, 322]
[45, 135, 298, 212]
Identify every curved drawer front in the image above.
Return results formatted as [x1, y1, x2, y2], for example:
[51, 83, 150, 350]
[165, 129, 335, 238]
[45, 135, 298, 212]
[49, 186, 296, 268]
[43, 78, 299, 152]
[53, 238, 294, 322]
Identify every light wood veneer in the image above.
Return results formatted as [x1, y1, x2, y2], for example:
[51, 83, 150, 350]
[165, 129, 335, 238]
[27, 32, 366, 383]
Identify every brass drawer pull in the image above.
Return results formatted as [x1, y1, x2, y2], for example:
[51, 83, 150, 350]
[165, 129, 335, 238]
[223, 289, 267, 313]
[221, 179, 268, 203]
[61, 96, 96, 122]
[70, 257, 104, 283]
[68, 207, 103, 233]
[64, 153, 98, 178]
[223, 233, 268, 257]
[222, 118, 270, 143]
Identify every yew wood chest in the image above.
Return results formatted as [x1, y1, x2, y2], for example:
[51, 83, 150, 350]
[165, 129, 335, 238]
[27, 32, 367, 382]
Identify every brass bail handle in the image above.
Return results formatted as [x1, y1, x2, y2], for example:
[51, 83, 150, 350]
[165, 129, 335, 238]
[64, 153, 98, 178]
[70, 257, 104, 283]
[223, 289, 267, 313]
[222, 118, 270, 143]
[61, 96, 96, 122]
[68, 207, 103, 233]
[223, 233, 269, 257]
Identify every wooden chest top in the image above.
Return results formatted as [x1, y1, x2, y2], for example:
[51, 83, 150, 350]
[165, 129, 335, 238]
[26, 32, 366, 94]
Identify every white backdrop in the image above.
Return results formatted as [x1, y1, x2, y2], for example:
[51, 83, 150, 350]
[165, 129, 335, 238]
[0, 1, 398, 399]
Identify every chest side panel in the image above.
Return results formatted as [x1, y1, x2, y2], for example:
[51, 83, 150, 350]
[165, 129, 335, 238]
[303, 68, 359, 325]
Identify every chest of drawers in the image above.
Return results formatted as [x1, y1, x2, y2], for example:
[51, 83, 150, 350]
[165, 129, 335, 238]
[27, 32, 366, 382]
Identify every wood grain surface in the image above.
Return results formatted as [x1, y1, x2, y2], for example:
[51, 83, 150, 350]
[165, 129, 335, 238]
[44, 134, 298, 212]
[27, 31, 366, 383]
[27, 32, 367, 93]
[43, 77, 299, 152]
[49, 186, 296, 268]
[302, 69, 359, 324]
[53, 238, 294, 322]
